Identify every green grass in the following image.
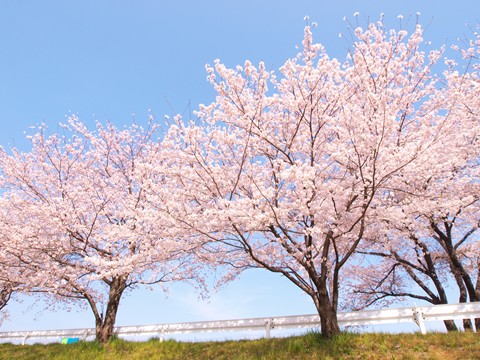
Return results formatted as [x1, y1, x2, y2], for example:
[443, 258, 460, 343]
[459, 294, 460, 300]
[0, 332, 479, 359]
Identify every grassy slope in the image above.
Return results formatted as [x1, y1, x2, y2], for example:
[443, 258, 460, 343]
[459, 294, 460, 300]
[0, 332, 479, 360]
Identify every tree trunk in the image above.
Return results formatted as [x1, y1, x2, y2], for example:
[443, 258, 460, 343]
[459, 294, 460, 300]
[0, 287, 13, 311]
[312, 287, 340, 338]
[318, 305, 341, 338]
[433, 281, 458, 332]
[443, 320, 458, 332]
[463, 319, 474, 332]
[474, 266, 480, 332]
[459, 293, 474, 332]
[474, 316, 480, 333]
[95, 276, 128, 343]
[432, 276, 458, 332]
[449, 262, 474, 331]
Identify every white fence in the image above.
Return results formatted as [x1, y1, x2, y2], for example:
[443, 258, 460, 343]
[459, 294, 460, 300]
[0, 302, 479, 345]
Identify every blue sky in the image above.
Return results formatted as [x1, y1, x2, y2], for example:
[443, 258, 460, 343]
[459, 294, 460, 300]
[0, 1, 478, 338]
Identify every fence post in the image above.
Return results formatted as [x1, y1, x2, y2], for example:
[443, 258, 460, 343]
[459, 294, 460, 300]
[22, 334, 29, 346]
[413, 306, 426, 335]
[265, 319, 273, 339]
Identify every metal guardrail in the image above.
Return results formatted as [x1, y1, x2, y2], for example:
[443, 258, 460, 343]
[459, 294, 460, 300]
[0, 302, 478, 345]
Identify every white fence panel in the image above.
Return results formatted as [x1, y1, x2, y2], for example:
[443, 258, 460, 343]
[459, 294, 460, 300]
[0, 302, 478, 344]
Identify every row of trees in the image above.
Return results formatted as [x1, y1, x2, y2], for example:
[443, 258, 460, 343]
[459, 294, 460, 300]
[0, 19, 479, 341]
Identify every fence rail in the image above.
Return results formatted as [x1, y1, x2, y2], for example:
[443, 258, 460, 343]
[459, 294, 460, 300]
[0, 302, 479, 345]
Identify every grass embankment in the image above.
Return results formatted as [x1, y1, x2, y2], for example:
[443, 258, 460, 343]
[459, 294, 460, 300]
[0, 332, 479, 360]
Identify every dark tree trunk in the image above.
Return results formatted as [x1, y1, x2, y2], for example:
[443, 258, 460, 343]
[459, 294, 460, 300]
[433, 222, 480, 332]
[0, 287, 13, 312]
[431, 273, 458, 332]
[443, 320, 458, 332]
[453, 272, 474, 331]
[474, 316, 480, 333]
[435, 284, 458, 332]
[463, 318, 474, 332]
[94, 276, 128, 343]
[318, 304, 340, 338]
[449, 259, 480, 331]
[311, 284, 341, 338]
[474, 265, 480, 332]
[394, 238, 459, 333]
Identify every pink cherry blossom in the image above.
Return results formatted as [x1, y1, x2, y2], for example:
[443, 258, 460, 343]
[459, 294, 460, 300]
[150, 20, 466, 337]
[0, 117, 215, 342]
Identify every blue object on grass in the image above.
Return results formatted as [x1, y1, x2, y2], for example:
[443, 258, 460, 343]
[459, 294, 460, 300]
[60, 337, 79, 344]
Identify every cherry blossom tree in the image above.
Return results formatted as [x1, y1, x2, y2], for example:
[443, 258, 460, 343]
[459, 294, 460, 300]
[443, 32, 480, 329]
[0, 249, 15, 316]
[153, 20, 455, 337]
[0, 255, 16, 324]
[0, 234, 49, 326]
[0, 117, 208, 343]
[350, 174, 479, 331]
[350, 207, 478, 331]
[347, 30, 480, 332]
